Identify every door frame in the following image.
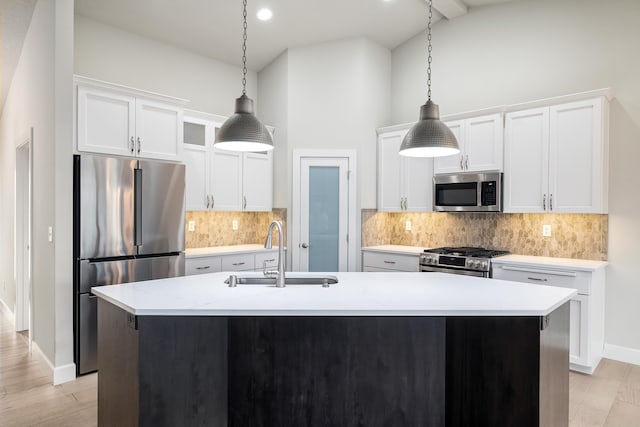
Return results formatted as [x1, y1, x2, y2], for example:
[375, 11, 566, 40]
[292, 150, 357, 272]
[15, 128, 33, 339]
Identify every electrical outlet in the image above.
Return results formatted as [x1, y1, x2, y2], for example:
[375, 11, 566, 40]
[48, 226, 53, 242]
[188, 220, 195, 232]
[232, 220, 239, 231]
[542, 224, 552, 237]
[405, 220, 412, 231]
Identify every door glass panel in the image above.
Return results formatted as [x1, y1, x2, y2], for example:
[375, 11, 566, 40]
[184, 122, 206, 146]
[309, 166, 339, 271]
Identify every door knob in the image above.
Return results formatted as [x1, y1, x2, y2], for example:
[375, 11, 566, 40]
[300, 243, 309, 249]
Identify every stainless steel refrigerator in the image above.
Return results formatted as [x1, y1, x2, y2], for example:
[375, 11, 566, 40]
[73, 154, 185, 375]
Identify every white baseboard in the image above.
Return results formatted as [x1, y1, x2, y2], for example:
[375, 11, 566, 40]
[603, 343, 640, 367]
[53, 363, 77, 385]
[31, 340, 77, 385]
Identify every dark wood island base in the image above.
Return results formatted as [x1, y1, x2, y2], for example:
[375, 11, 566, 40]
[98, 300, 569, 427]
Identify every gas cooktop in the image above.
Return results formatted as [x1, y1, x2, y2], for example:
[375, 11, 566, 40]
[424, 247, 510, 259]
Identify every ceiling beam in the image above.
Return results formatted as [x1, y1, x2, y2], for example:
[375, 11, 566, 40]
[431, 0, 468, 20]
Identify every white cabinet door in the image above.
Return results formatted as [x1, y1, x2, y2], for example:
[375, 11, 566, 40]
[210, 148, 243, 211]
[135, 99, 183, 161]
[464, 113, 503, 172]
[377, 129, 433, 212]
[183, 145, 209, 211]
[243, 151, 273, 212]
[77, 86, 136, 157]
[377, 131, 404, 212]
[504, 107, 549, 213]
[404, 156, 434, 212]
[549, 98, 605, 213]
[569, 295, 589, 367]
[435, 120, 465, 174]
[185, 256, 222, 275]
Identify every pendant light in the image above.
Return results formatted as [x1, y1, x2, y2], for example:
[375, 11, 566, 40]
[399, 0, 459, 158]
[214, 0, 274, 152]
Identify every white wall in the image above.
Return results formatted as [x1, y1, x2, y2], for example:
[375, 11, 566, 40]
[0, 0, 75, 374]
[391, 0, 640, 356]
[287, 37, 391, 210]
[74, 15, 258, 116]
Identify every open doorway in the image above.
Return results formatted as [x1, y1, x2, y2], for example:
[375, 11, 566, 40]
[15, 128, 33, 349]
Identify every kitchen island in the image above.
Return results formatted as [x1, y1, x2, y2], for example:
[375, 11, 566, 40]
[93, 272, 576, 427]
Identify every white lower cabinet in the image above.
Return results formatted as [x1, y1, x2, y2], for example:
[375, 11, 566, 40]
[186, 250, 280, 276]
[362, 251, 420, 272]
[492, 261, 605, 374]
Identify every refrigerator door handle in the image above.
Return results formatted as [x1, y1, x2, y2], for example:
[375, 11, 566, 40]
[134, 168, 143, 247]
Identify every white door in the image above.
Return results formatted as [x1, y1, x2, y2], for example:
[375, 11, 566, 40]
[135, 99, 183, 161]
[243, 151, 273, 212]
[464, 113, 503, 172]
[434, 120, 465, 174]
[294, 155, 352, 272]
[77, 86, 135, 157]
[210, 148, 243, 210]
[403, 155, 434, 212]
[183, 116, 213, 210]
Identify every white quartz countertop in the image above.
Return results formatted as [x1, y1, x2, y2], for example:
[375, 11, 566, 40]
[91, 272, 576, 317]
[361, 245, 425, 255]
[185, 244, 284, 258]
[492, 255, 607, 271]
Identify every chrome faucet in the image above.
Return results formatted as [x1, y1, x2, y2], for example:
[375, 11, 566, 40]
[264, 220, 286, 288]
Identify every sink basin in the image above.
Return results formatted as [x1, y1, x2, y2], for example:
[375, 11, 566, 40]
[225, 274, 338, 286]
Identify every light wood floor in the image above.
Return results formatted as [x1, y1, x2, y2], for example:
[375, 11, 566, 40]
[1, 304, 639, 426]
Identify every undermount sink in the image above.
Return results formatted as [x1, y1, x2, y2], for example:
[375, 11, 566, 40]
[225, 274, 338, 287]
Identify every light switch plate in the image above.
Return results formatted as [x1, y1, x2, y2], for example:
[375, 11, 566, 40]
[232, 220, 239, 231]
[405, 220, 412, 231]
[542, 224, 552, 237]
[188, 220, 195, 232]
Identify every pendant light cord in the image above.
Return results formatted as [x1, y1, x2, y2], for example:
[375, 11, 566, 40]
[242, 0, 248, 95]
[427, 0, 433, 101]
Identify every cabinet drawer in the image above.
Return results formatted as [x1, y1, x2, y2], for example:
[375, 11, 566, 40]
[255, 252, 278, 270]
[492, 264, 591, 295]
[362, 252, 419, 272]
[221, 254, 255, 271]
[185, 256, 222, 275]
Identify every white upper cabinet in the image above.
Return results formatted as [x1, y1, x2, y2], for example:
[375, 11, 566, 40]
[75, 76, 186, 162]
[377, 128, 434, 212]
[183, 110, 273, 212]
[504, 97, 609, 213]
[435, 113, 503, 174]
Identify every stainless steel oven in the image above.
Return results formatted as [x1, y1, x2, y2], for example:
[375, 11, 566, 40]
[419, 247, 509, 278]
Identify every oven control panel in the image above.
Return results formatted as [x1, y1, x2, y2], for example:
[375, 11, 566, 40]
[420, 254, 490, 272]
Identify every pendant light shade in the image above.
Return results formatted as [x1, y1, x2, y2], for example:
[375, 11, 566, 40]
[399, 0, 459, 158]
[213, 0, 273, 152]
[214, 94, 274, 152]
[399, 100, 459, 157]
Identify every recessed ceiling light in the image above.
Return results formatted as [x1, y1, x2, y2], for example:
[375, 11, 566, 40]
[257, 8, 273, 21]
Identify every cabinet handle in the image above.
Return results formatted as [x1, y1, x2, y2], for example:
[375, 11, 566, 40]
[130, 136, 135, 154]
[527, 276, 548, 282]
[210, 195, 214, 208]
[460, 155, 464, 170]
[137, 137, 141, 154]
[264, 258, 276, 263]
[206, 195, 210, 209]
[243, 196, 247, 210]
[550, 194, 553, 211]
[465, 155, 469, 170]
[400, 198, 403, 210]
[543, 194, 546, 211]
[232, 262, 245, 266]
[383, 260, 396, 264]
[196, 266, 211, 270]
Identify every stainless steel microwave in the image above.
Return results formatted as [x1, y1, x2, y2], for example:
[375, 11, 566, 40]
[433, 172, 503, 212]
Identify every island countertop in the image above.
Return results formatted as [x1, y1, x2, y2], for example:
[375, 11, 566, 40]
[91, 272, 576, 317]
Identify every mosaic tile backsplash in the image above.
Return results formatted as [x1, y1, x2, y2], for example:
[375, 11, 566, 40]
[362, 210, 608, 261]
[186, 209, 286, 248]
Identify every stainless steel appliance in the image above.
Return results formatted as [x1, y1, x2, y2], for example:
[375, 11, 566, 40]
[73, 154, 185, 375]
[434, 172, 503, 212]
[420, 247, 509, 278]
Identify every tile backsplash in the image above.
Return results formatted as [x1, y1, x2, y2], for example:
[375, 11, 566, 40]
[186, 209, 286, 248]
[362, 210, 607, 261]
